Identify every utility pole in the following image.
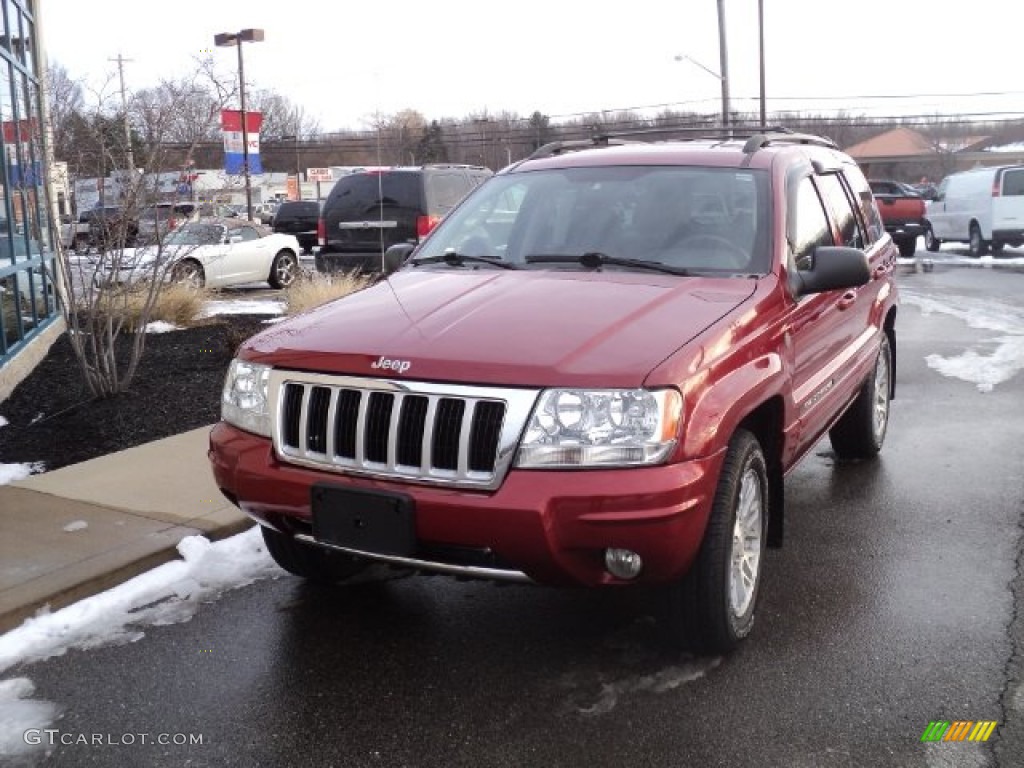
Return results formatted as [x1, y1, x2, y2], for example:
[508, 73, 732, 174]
[108, 53, 135, 173]
[716, 0, 731, 131]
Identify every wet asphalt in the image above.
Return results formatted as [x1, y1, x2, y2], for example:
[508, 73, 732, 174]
[8, 260, 1024, 768]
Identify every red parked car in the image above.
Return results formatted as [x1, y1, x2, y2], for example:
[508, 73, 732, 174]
[209, 129, 899, 653]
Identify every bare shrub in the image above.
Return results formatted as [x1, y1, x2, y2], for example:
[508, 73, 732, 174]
[283, 270, 375, 315]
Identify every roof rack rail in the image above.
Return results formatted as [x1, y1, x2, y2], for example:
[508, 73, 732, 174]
[526, 135, 644, 161]
[742, 127, 837, 153]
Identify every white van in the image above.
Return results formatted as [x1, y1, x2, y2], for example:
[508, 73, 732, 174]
[925, 165, 1024, 255]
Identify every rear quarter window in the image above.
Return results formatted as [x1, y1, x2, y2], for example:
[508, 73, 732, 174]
[1001, 169, 1024, 196]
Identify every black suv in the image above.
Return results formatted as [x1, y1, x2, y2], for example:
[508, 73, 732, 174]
[272, 200, 319, 254]
[316, 165, 492, 273]
[88, 206, 139, 251]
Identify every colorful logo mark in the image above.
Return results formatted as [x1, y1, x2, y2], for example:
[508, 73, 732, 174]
[921, 721, 997, 742]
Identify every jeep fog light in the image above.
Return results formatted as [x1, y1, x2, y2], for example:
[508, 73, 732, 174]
[222, 359, 272, 437]
[605, 548, 643, 579]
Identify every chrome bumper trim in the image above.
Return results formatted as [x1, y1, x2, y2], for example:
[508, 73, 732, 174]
[294, 533, 533, 584]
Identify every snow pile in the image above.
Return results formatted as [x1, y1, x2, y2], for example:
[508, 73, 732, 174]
[62, 521, 88, 533]
[200, 298, 284, 317]
[144, 320, 182, 333]
[901, 289, 1024, 391]
[0, 463, 45, 486]
[0, 527, 279, 760]
[0, 416, 7, 428]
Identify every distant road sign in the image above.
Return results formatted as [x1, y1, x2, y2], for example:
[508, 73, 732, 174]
[307, 167, 332, 182]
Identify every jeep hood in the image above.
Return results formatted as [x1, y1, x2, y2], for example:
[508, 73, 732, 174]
[243, 270, 756, 387]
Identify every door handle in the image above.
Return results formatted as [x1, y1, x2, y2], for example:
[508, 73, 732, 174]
[837, 291, 857, 310]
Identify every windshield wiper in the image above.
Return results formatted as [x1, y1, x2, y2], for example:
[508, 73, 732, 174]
[524, 252, 690, 276]
[410, 251, 519, 269]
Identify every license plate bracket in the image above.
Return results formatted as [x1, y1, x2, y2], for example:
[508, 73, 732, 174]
[311, 484, 416, 557]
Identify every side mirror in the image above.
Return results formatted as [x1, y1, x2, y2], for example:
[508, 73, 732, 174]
[792, 246, 870, 297]
[383, 242, 415, 274]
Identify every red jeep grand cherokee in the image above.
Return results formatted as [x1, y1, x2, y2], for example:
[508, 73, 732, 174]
[209, 129, 898, 653]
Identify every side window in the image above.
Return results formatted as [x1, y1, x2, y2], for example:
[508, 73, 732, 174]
[846, 169, 883, 244]
[236, 226, 260, 242]
[791, 177, 834, 271]
[817, 173, 866, 249]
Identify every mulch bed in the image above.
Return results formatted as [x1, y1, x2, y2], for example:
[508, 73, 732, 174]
[0, 315, 271, 472]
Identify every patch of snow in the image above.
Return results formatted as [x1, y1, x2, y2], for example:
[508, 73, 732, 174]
[200, 299, 284, 318]
[0, 463, 45, 485]
[0, 416, 7, 428]
[901, 289, 1024, 391]
[62, 521, 88, 533]
[0, 527, 278, 759]
[262, 316, 287, 324]
[29, 412, 43, 425]
[576, 657, 721, 716]
[144, 320, 182, 334]
[983, 141, 1024, 152]
[0, 527, 277, 676]
[0, 678, 59, 761]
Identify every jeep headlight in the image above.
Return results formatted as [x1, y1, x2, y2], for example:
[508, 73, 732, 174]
[221, 359, 272, 437]
[516, 388, 682, 468]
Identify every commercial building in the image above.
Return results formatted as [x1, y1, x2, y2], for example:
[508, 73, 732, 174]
[0, 0, 60, 400]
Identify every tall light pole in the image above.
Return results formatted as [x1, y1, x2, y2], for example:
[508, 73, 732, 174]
[214, 28, 264, 221]
[716, 0, 731, 130]
[758, 0, 767, 128]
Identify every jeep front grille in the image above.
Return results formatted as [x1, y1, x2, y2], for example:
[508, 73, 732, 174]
[269, 371, 538, 490]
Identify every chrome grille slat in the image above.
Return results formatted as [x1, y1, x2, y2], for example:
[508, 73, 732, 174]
[271, 372, 539, 491]
[420, 396, 439, 475]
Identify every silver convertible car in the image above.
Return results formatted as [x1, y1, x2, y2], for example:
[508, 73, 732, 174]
[97, 219, 303, 290]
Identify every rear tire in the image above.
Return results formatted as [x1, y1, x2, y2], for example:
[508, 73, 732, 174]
[261, 526, 368, 583]
[924, 225, 941, 252]
[829, 333, 891, 459]
[896, 237, 916, 258]
[969, 223, 988, 257]
[666, 429, 768, 654]
[991, 241, 1005, 254]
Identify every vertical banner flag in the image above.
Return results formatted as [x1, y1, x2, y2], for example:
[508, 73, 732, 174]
[221, 110, 263, 175]
[3, 119, 41, 186]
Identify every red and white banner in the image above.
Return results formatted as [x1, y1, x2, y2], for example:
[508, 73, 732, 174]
[221, 110, 263, 174]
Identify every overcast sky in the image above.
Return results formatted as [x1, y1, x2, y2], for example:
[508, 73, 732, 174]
[39, 0, 1024, 133]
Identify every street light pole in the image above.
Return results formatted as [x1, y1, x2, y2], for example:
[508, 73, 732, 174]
[716, 0, 731, 130]
[758, 0, 767, 128]
[214, 28, 264, 222]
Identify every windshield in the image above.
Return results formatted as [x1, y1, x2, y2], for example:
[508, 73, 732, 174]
[413, 165, 771, 274]
[165, 223, 224, 246]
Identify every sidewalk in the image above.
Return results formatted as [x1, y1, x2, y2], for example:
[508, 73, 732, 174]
[0, 426, 250, 634]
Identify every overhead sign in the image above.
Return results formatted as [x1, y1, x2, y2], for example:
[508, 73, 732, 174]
[307, 167, 333, 182]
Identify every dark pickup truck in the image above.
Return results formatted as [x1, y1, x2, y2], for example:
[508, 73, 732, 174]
[868, 180, 926, 258]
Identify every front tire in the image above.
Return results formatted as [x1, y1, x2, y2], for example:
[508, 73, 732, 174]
[261, 526, 368, 583]
[170, 259, 205, 288]
[924, 225, 941, 252]
[666, 429, 768, 654]
[269, 250, 299, 288]
[829, 333, 892, 459]
[969, 223, 988, 257]
[896, 236, 917, 258]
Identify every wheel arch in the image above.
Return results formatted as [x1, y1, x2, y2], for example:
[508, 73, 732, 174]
[735, 397, 785, 549]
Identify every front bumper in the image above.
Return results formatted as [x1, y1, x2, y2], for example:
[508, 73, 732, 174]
[209, 422, 723, 587]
